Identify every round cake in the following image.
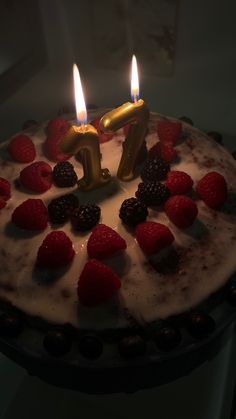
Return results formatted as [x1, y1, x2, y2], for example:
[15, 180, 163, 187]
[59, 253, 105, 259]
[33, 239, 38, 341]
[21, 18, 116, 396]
[0, 109, 236, 341]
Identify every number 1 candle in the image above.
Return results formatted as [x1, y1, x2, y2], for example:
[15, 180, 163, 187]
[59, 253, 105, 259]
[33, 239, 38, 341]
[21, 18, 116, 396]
[99, 55, 149, 181]
[60, 64, 111, 191]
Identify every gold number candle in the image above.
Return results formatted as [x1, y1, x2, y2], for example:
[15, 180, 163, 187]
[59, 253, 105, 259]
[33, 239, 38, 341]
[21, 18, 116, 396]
[99, 55, 149, 181]
[60, 64, 111, 191]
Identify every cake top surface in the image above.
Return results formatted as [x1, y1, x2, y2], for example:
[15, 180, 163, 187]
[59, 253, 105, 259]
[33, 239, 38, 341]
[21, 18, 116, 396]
[0, 110, 236, 330]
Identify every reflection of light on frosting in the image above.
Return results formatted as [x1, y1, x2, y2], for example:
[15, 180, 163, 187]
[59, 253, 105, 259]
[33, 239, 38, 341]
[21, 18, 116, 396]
[73, 63, 87, 125]
[131, 55, 139, 102]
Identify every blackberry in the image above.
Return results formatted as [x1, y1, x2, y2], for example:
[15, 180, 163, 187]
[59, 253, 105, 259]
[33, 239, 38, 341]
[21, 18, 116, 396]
[119, 198, 148, 227]
[71, 204, 101, 231]
[53, 161, 78, 187]
[135, 181, 170, 206]
[48, 194, 79, 224]
[141, 156, 169, 182]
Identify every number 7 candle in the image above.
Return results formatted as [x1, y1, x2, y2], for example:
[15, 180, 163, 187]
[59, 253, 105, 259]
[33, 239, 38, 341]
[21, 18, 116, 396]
[99, 55, 149, 181]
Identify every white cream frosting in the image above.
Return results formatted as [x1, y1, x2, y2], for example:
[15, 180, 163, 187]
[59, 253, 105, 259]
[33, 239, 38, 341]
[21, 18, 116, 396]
[0, 110, 236, 330]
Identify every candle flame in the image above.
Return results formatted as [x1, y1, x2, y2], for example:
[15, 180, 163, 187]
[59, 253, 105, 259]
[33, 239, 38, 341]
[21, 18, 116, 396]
[131, 55, 139, 102]
[73, 63, 87, 126]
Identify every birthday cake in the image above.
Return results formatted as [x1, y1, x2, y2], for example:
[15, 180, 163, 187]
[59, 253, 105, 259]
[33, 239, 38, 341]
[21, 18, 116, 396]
[0, 109, 236, 358]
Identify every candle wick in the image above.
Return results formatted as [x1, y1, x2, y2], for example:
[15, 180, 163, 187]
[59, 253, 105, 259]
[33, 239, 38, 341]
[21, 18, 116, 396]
[81, 122, 85, 133]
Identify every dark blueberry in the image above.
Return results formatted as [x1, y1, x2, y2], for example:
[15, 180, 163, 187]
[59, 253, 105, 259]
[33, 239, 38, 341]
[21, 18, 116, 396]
[155, 325, 181, 351]
[135, 181, 170, 206]
[207, 131, 222, 144]
[0, 313, 23, 337]
[141, 156, 170, 182]
[232, 151, 236, 160]
[48, 194, 79, 224]
[149, 249, 180, 275]
[53, 161, 78, 187]
[43, 330, 71, 356]
[179, 116, 194, 126]
[226, 284, 236, 305]
[118, 335, 146, 358]
[78, 335, 103, 359]
[22, 119, 38, 130]
[119, 197, 148, 227]
[186, 312, 215, 339]
[70, 204, 101, 231]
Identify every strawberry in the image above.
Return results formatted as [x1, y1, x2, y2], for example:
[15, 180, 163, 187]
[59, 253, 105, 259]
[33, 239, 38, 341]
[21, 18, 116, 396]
[135, 221, 174, 255]
[45, 118, 71, 162]
[165, 195, 198, 228]
[196, 171, 227, 209]
[8, 134, 36, 163]
[78, 259, 121, 306]
[37, 231, 75, 268]
[149, 142, 177, 164]
[87, 224, 127, 259]
[20, 161, 52, 193]
[0, 178, 11, 201]
[165, 171, 193, 195]
[12, 199, 48, 230]
[157, 119, 182, 145]
[91, 116, 114, 144]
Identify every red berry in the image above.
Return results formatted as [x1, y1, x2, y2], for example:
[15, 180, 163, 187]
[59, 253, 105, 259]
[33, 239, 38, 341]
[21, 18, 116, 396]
[46, 118, 71, 136]
[37, 231, 75, 268]
[196, 171, 227, 209]
[12, 199, 48, 230]
[45, 118, 71, 162]
[165, 195, 198, 228]
[149, 142, 177, 163]
[20, 161, 52, 193]
[0, 199, 6, 209]
[78, 259, 121, 306]
[135, 221, 174, 255]
[87, 224, 127, 259]
[8, 134, 36, 163]
[157, 119, 182, 145]
[91, 116, 114, 144]
[166, 171, 193, 195]
[0, 178, 11, 201]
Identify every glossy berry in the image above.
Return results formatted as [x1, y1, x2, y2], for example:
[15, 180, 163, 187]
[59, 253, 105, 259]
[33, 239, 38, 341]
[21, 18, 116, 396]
[119, 197, 148, 226]
[157, 119, 182, 145]
[46, 118, 71, 136]
[0, 313, 23, 337]
[12, 199, 48, 230]
[135, 181, 170, 206]
[186, 312, 215, 339]
[135, 221, 174, 255]
[118, 335, 146, 358]
[155, 325, 181, 351]
[165, 195, 198, 229]
[37, 231, 75, 268]
[53, 161, 78, 187]
[45, 118, 71, 162]
[8, 134, 36, 163]
[0, 178, 11, 201]
[87, 224, 127, 259]
[43, 330, 71, 356]
[91, 116, 114, 144]
[149, 142, 177, 164]
[20, 161, 52, 193]
[141, 156, 170, 182]
[70, 204, 101, 231]
[48, 194, 79, 224]
[78, 259, 121, 306]
[196, 171, 227, 209]
[78, 335, 103, 359]
[165, 171, 193, 195]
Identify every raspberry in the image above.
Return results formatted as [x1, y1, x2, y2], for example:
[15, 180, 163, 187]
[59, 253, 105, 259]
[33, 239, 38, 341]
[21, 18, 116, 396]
[20, 161, 52, 193]
[37, 231, 75, 268]
[196, 171, 227, 209]
[0, 178, 11, 201]
[53, 161, 78, 187]
[46, 118, 71, 136]
[8, 134, 36, 163]
[165, 195, 198, 228]
[149, 142, 177, 164]
[165, 171, 193, 195]
[119, 198, 148, 226]
[70, 204, 101, 231]
[45, 118, 71, 162]
[91, 116, 114, 144]
[87, 224, 127, 259]
[12, 199, 48, 230]
[48, 194, 79, 224]
[78, 259, 121, 306]
[135, 181, 170, 206]
[0, 200, 6, 209]
[135, 221, 174, 255]
[157, 119, 182, 145]
[141, 156, 170, 182]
